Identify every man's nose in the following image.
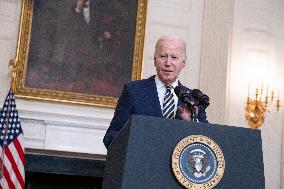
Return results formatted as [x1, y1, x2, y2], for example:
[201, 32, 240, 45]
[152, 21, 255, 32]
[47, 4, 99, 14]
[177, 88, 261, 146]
[165, 56, 172, 64]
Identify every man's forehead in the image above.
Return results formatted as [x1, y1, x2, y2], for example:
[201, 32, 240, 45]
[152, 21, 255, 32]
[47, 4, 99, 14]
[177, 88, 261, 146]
[157, 40, 184, 51]
[157, 45, 184, 53]
[159, 39, 182, 46]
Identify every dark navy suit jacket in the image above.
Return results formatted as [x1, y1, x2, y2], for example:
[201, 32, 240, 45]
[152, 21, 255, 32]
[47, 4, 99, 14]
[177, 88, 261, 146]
[103, 76, 208, 148]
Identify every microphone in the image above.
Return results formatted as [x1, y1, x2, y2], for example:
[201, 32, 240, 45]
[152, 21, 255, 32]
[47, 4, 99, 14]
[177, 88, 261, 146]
[174, 86, 190, 103]
[174, 86, 210, 109]
[174, 86, 197, 121]
[191, 89, 210, 110]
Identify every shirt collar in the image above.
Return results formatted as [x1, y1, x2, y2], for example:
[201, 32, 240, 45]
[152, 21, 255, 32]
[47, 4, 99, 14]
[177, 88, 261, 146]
[155, 75, 179, 89]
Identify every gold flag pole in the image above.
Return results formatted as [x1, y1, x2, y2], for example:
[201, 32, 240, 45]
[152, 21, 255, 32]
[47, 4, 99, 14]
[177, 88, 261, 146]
[9, 59, 17, 93]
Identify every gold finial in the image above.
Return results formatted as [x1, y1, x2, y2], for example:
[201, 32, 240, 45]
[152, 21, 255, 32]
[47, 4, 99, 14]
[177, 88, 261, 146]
[9, 59, 17, 93]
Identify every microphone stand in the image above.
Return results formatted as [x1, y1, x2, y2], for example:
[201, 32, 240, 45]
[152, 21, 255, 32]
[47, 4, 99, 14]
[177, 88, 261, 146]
[186, 101, 197, 122]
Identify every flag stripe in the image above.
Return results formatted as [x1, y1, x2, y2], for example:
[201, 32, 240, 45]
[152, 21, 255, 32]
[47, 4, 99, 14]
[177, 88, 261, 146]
[2, 154, 21, 189]
[0, 152, 8, 189]
[0, 176, 9, 189]
[2, 165, 16, 189]
[13, 137, 24, 166]
[4, 147, 24, 189]
[8, 141, 24, 180]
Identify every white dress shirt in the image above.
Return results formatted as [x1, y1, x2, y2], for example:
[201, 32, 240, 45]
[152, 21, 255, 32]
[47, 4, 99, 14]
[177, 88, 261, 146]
[154, 75, 179, 116]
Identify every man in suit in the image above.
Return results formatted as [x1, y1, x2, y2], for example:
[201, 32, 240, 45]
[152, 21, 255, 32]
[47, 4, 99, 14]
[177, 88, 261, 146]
[103, 36, 208, 148]
[57, 0, 121, 87]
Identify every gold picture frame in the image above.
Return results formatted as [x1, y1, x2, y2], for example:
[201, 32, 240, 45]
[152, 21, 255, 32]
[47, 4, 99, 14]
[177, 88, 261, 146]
[11, 0, 147, 107]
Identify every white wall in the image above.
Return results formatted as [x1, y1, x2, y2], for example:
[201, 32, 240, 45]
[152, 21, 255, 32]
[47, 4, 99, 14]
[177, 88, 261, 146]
[0, 0, 21, 104]
[143, 0, 204, 89]
[229, 0, 284, 188]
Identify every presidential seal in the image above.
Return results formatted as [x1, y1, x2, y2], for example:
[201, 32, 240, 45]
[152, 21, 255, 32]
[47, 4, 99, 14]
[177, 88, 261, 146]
[172, 135, 225, 189]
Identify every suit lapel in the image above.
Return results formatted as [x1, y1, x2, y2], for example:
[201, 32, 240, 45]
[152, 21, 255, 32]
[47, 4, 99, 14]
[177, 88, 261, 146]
[177, 81, 184, 108]
[143, 77, 190, 118]
[145, 76, 163, 117]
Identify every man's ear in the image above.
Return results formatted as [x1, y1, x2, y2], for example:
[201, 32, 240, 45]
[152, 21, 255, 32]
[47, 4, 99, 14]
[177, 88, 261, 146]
[154, 57, 157, 67]
[182, 60, 186, 68]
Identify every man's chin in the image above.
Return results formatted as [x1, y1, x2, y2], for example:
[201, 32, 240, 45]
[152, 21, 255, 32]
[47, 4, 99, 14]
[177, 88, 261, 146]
[161, 77, 176, 85]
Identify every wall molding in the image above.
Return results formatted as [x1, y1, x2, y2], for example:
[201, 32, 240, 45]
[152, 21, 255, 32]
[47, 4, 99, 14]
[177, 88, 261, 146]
[199, 0, 235, 124]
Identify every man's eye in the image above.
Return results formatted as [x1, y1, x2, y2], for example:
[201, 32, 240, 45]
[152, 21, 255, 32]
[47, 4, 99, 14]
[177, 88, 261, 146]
[171, 56, 178, 60]
[160, 55, 166, 58]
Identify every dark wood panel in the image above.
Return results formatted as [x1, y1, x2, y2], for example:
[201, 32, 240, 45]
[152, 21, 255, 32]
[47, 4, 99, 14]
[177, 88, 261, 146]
[25, 151, 105, 189]
[25, 172, 103, 189]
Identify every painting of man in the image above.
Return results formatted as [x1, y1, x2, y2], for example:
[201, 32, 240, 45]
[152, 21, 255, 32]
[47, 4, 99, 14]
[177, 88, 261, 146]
[25, 0, 138, 97]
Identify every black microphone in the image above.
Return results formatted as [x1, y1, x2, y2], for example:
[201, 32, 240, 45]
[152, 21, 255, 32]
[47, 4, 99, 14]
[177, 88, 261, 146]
[174, 86, 197, 121]
[174, 86, 190, 103]
[191, 89, 210, 110]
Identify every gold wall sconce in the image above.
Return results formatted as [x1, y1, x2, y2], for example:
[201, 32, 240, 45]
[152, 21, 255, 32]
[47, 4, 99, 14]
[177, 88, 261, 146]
[245, 85, 281, 128]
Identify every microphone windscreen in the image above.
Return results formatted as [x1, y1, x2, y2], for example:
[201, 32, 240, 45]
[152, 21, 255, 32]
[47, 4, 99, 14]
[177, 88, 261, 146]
[191, 89, 202, 100]
[174, 86, 182, 97]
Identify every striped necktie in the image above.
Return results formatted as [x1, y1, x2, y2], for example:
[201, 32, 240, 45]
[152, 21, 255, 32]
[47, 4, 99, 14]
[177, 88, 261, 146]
[162, 86, 175, 119]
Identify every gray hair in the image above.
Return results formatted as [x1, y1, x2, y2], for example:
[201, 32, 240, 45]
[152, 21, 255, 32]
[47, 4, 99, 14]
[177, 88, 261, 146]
[154, 35, 187, 59]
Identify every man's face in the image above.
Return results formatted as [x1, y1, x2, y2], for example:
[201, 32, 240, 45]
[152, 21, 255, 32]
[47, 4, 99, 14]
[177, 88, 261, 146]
[154, 39, 186, 85]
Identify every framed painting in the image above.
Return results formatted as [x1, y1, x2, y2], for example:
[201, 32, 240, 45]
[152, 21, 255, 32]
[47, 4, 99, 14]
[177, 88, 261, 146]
[11, 0, 147, 107]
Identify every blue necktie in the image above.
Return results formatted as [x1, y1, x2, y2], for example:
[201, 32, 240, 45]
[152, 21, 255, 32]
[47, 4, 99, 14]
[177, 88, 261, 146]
[162, 86, 175, 119]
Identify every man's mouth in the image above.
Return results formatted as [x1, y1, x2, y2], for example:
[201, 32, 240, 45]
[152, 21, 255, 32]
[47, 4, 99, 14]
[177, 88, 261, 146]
[163, 70, 173, 73]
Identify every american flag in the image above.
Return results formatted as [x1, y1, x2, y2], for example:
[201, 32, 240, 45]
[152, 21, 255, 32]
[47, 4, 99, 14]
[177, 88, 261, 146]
[0, 91, 25, 189]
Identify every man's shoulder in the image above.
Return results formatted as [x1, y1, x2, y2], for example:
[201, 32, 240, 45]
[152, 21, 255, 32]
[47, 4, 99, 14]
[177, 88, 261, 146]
[126, 75, 155, 88]
[178, 81, 191, 91]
